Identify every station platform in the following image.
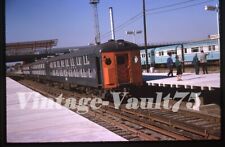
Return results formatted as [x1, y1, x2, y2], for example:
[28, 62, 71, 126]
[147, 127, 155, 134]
[144, 73, 220, 90]
[6, 77, 127, 142]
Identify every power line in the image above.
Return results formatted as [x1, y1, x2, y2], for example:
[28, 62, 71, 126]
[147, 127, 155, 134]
[101, 0, 202, 40]
[101, 13, 142, 38]
[146, 0, 196, 12]
[102, 0, 202, 41]
[99, 0, 215, 42]
[147, 0, 215, 15]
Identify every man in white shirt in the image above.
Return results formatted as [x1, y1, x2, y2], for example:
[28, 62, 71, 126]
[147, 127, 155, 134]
[199, 50, 208, 74]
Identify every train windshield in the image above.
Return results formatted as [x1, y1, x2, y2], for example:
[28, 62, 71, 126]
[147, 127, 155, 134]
[117, 56, 125, 65]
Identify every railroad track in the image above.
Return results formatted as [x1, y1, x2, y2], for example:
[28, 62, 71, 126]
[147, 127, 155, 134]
[15, 78, 221, 141]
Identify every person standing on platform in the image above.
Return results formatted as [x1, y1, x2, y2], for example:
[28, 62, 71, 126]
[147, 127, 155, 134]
[175, 55, 183, 81]
[199, 50, 208, 74]
[192, 53, 200, 75]
[167, 52, 174, 77]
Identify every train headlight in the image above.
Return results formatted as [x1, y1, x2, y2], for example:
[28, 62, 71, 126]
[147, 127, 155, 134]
[134, 56, 138, 63]
[105, 58, 112, 65]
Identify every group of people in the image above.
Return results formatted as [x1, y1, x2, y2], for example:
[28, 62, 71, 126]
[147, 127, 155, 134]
[167, 52, 183, 81]
[167, 50, 208, 81]
[192, 50, 208, 75]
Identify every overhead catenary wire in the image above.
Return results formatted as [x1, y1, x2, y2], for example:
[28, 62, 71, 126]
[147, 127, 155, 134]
[98, 0, 215, 43]
[101, 0, 199, 39]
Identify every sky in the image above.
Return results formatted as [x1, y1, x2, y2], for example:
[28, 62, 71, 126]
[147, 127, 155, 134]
[6, 0, 219, 47]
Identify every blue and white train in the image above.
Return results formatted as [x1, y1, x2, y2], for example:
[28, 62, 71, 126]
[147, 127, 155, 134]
[140, 38, 220, 67]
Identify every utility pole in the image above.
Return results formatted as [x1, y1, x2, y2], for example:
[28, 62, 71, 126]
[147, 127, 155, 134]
[90, 0, 101, 45]
[143, 0, 149, 73]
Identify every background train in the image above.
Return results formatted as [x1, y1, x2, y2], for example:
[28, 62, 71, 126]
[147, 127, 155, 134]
[21, 40, 143, 94]
[140, 38, 220, 68]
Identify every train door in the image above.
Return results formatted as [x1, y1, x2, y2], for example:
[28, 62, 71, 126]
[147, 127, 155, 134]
[116, 54, 130, 84]
[95, 57, 102, 85]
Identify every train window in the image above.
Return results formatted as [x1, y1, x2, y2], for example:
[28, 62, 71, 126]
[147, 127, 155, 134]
[117, 56, 125, 65]
[83, 56, 86, 64]
[72, 70, 74, 77]
[148, 53, 151, 57]
[65, 59, 69, 67]
[159, 51, 164, 56]
[73, 58, 77, 65]
[52, 70, 55, 76]
[83, 69, 87, 77]
[76, 57, 82, 65]
[64, 70, 68, 77]
[209, 45, 215, 51]
[61, 60, 65, 67]
[191, 47, 199, 52]
[70, 58, 75, 66]
[60, 70, 63, 76]
[72, 70, 75, 77]
[75, 69, 79, 77]
[57, 61, 60, 67]
[208, 46, 211, 51]
[73, 69, 76, 77]
[55, 70, 59, 76]
[68, 70, 73, 77]
[83, 55, 90, 65]
[53, 62, 56, 68]
[184, 48, 187, 53]
[88, 69, 92, 78]
[151, 50, 154, 56]
[50, 62, 52, 68]
[167, 50, 175, 55]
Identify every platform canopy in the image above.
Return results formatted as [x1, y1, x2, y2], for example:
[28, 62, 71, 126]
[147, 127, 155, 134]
[6, 39, 58, 50]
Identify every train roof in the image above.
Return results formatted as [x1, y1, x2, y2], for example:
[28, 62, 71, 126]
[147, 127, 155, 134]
[45, 40, 139, 61]
[154, 38, 218, 51]
[22, 40, 139, 65]
[100, 40, 139, 52]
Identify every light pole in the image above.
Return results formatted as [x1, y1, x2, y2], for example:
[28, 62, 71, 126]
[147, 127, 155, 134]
[125, 30, 142, 44]
[205, 4, 220, 51]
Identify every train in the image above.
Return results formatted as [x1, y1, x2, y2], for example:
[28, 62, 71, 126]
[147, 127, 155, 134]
[21, 40, 143, 97]
[140, 38, 220, 67]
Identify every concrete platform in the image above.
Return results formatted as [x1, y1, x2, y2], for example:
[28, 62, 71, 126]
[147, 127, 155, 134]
[6, 77, 127, 142]
[142, 72, 191, 81]
[145, 73, 220, 90]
